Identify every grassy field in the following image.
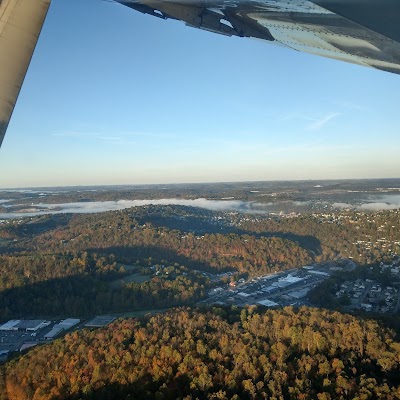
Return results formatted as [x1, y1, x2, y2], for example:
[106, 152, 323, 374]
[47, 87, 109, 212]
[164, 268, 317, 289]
[118, 263, 138, 272]
[110, 272, 152, 289]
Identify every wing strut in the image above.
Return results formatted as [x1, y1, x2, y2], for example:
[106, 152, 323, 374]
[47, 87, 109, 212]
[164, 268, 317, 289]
[0, 0, 51, 148]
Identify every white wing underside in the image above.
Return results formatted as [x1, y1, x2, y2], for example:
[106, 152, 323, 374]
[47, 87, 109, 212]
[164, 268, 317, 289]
[117, 0, 400, 75]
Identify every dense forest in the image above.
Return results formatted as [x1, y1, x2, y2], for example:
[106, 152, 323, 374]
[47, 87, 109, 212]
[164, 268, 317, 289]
[0, 252, 206, 319]
[4, 206, 399, 271]
[1, 306, 400, 399]
[1, 209, 314, 275]
[0, 205, 399, 318]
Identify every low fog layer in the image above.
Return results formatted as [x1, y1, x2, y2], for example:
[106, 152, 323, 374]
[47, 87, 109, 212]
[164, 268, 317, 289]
[333, 194, 400, 211]
[0, 198, 274, 218]
[1, 193, 399, 219]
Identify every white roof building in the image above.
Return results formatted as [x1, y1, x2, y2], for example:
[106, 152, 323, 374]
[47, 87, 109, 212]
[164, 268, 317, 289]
[309, 270, 330, 277]
[258, 299, 279, 307]
[44, 326, 64, 339]
[270, 275, 303, 289]
[59, 318, 80, 329]
[0, 320, 20, 331]
[44, 318, 80, 340]
[16, 320, 48, 331]
[84, 316, 116, 328]
[282, 274, 303, 283]
[20, 342, 38, 352]
[288, 288, 311, 299]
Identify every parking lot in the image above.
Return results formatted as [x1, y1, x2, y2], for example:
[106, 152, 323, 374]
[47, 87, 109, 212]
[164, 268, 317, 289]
[0, 330, 37, 353]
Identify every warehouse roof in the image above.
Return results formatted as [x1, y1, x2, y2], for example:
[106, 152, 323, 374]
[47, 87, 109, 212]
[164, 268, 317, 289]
[85, 316, 116, 328]
[44, 326, 64, 339]
[59, 318, 80, 328]
[258, 299, 279, 307]
[16, 320, 46, 331]
[0, 320, 20, 330]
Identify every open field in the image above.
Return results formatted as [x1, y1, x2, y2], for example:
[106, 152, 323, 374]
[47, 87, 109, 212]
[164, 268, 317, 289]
[110, 272, 152, 289]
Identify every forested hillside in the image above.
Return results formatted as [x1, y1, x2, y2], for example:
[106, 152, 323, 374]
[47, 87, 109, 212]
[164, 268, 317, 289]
[2, 207, 400, 269]
[0, 252, 206, 319]
[1, 306, 400, 400]
[23, 211, 311, 275]
[238, 210, 400, 264]
[0, 206, 398, 318]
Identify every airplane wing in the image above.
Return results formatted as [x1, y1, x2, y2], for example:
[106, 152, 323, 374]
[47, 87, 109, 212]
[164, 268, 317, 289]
[117, 0, 400, 75]
[0, 0, 399, 148]
[0, 0, 51, 148]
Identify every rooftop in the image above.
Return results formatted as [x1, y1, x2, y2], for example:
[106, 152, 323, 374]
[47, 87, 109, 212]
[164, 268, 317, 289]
[0, 320, 20, 331]
[258, 299, 279, 307]
[84, 316, 116, 328]
[16, 320, 46, 330]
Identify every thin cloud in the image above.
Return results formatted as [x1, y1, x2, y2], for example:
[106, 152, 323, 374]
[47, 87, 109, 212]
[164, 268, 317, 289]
[279, 112, 315, 122]
[94, 136, 138, 146]
[334, 101, 366, 111]
[51, 131, 97, 138]
[52, 130, 178, 140]
[52, 131, 133, 145]
[96, 136, 122, 141]
[307, 112, 341, 131]
[279, 111, 341, 131]
[121, 131, 178, 139]
[264, 143, 351, 156]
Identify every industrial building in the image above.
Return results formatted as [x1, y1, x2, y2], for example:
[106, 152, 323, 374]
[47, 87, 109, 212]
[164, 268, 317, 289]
[309, 270, 330, 277]
[59, 318, 80, 329]
[237, 292, 252, 299]
[85, 316, 116, 328]
[287, 288, 311, 299]
[272, 274, 303, 288]
[16, 320, 49, 331]
[44, 318, 80, 340]
[44, 326, 64, 339]
[19, 342, 38, 352]
[258, 299, 279, 307]
[0, 320, 50, 332]
[0, 320, 20, 331]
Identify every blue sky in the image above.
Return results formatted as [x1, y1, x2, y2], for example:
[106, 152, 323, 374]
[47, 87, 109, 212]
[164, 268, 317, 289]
[0, 0, 399, 188]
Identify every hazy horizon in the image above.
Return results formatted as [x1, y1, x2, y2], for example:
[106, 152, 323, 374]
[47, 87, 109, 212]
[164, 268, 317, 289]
[1, 176, 400, 191]
[2, 179, 400, 219]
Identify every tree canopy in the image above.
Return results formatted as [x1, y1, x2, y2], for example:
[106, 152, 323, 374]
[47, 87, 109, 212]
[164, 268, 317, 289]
[1, 306, 400, 400]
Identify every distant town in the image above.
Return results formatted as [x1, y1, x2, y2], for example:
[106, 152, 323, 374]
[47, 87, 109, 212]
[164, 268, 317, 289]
[202, 255, 400, 311]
